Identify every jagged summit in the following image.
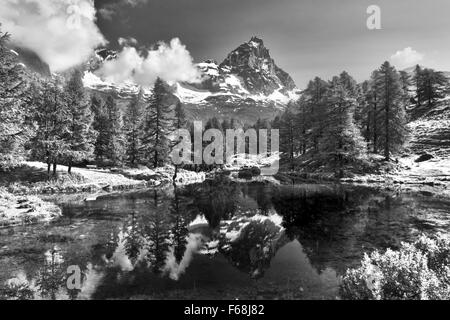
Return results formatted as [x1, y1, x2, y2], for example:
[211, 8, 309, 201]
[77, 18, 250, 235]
[81, 36, 300, 123]
[218, 37, 297, 95]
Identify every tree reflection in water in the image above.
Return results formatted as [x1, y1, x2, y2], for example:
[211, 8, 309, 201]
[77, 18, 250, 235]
[1, 178, 445, 300]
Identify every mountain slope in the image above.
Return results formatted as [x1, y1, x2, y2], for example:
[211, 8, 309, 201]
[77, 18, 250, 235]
[83, 37, 300, 124]
[8, 46, 51, 77]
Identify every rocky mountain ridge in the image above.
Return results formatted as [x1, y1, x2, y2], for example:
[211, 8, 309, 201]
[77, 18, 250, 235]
[82, 37, 300, 123]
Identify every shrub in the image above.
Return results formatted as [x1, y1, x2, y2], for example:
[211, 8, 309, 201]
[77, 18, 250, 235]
[340, 234, 450, 300]
[0, 154, 24, 172]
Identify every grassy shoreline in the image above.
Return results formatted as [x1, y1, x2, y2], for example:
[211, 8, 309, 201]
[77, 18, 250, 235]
[1, 162, 149, 195]
[0, 188, 61, 228]
[0, 162, 206, 227]
[275, 154, 450, 196]
[1, 157, 447, 228]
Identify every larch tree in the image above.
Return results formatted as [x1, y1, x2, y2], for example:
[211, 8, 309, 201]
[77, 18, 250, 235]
[279, 109, 297, 170]
[0, 27, 28, 169]
[413, 65, 424, 110]
[63, 69, 97, 173]
[174, 101, 187, 130]
[418, 68, 449, 110]
[30, 78, 68, 175]
[373, 61, 408, 161]
[320, 74, 367, 177]
[302, 77, 329, 153]
[105, 95, 126, 166]
[366, 70, 382, 153]
[141, 78, 173, 168]
[399, 70, 412, 103]
[124, 89, 144, 165]
[91, 95, 109, 164]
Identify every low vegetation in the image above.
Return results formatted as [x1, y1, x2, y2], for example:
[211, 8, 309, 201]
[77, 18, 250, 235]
[341, 234, 450, 300]
[0, 162, 146, 195]
[0, 187, 61, 227]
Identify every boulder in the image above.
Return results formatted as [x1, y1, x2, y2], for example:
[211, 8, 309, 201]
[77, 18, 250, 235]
[415, 153, 434, 163]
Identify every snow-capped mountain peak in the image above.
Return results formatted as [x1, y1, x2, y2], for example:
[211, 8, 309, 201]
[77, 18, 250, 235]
[173, 37, 300, 109]
[83, 37, 300, 123]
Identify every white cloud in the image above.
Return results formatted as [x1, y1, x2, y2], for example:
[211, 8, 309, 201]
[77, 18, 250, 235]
[118, 37, 138, 47]
[96, 38, 201, 86]
[98, 0, 148, 20]
[0, 0, 106, 72]
[390, 47, 424, 70]
[124, 0, 149, 6]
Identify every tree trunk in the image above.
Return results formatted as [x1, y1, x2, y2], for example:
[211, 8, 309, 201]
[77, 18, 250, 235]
[373, 98, 378, 153]
[173, 165, 178, 184]
[53, 162, 57, 176]
[385, 85, 390, 161]
[154, 151, 158, 168]
[366, 111, 371, 142]
[68, 161, 72, 174]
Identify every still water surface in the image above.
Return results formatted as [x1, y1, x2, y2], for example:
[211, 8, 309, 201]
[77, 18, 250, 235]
[1, 177, 449, 300]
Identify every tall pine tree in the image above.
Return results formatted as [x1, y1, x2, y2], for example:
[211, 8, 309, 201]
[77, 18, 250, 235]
[30, 78, 68, 175]
[373, 62, 408, 161]
[124, 89, 144, 165]
[63, 69, 97, 173]
[320, 74, 366, 176]
[0, 27, 28, 168]
[105, 95, 126, 166]
[141, 78, 173, 168]
[174, 101, 187, 130]
[417, 68, 449, 110]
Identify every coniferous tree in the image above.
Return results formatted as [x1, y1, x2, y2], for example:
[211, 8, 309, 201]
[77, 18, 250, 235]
[302, 77, 329, 152]
[0, 27, 28, 168]
[320, 74, 366, 176]
[63, 69, 97, 173]
[230, 118, 239, 130]
[417, 68, 449, 110]
[171, 101, 188, 178]
[221, 119, 231, 131]
[141, 78, 173, 168]
[399, 70, 412, 103]
[124, 89, 144, 165]
[413, 65, 424, 109]
[279, 109, 297, 169]
[373, 62, 408, 161]
[105, 95, 126, 166]
[295, 97, 309, 155]
[358, 80, 372, 143]
[91, 95, 109, 164]
[30, 78, 68, 175]
[174, 101, 187, 130]
[366, 71, 382, 153]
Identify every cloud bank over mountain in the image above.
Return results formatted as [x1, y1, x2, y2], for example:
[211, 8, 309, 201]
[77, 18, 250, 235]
[0, 0, 106, 72]
[96, 38, 201, 86]
[390, 47, 425, 70]
[0, 0, 199, 84]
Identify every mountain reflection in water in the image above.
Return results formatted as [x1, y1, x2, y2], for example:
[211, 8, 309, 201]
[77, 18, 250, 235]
[1, 177, 449, 300]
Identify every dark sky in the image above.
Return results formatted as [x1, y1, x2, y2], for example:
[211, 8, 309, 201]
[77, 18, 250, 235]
[95, 0, 450, 87]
